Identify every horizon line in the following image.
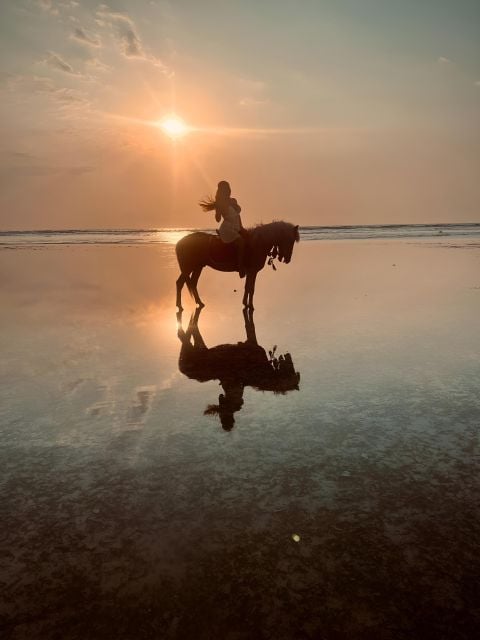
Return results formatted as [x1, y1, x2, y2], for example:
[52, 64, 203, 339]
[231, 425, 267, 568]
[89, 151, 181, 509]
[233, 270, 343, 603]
[1, 221, 479, 234]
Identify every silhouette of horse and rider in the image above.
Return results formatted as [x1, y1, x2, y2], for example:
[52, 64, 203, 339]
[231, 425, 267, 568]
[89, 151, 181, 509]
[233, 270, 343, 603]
[176, 180, 299, 310]
[177, 307, 300, 431]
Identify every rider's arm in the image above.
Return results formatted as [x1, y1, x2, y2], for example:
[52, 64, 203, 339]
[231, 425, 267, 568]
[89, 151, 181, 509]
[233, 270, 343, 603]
[231, 198, 241, 213]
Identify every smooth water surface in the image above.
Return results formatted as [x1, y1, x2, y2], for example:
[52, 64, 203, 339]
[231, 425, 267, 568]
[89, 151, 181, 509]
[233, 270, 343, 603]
[1, 238, 479, 639]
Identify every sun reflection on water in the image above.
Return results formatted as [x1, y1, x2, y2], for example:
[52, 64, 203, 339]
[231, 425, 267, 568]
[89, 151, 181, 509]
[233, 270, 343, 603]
[154, 230, 191, 245]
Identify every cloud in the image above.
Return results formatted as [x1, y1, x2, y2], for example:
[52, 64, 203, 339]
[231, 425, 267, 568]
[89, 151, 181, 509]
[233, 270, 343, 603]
[0, 71, 17, 87]
[9, 151, 38, 160]
[1, 73, 55, 93]
[0, 162, 95, 180]
[238, 78, 268, 93]
[239, 97, 268, 107]
[236, 76, 268, 108]
[96, 5, 171, 74]
[0, 151, 94, 187]
[1, 73, 89, 110]
[475, 80, 480, 87]
[37, 0, 79, 14]
[43, 51, 79, 75]
[120, 27, 143, 58]
[72, 27, 101, 48]
[438, 56, 453, 65]
[96, 8, 143, 59]
[85, 57, 111, 73]
[53, 87, 89, 104]
[37, 0, 59, 15]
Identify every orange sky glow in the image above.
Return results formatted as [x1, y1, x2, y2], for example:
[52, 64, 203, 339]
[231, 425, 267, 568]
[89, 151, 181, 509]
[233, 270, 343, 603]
[0, 0, 479, 230]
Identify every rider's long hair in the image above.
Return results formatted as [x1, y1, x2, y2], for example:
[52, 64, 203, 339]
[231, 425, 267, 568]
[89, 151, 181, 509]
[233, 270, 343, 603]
[199, 180, 231, 212]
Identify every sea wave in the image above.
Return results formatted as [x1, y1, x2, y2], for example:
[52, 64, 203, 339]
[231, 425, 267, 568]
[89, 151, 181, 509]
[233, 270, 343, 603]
[1, 223, 479, 248]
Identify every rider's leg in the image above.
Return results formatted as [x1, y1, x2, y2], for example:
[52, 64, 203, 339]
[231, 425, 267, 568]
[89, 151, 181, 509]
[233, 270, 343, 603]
[237, 236, 246, 278]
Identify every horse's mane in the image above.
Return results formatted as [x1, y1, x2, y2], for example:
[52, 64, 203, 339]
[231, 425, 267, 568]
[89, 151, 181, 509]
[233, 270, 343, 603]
[250, 220, 299, 243]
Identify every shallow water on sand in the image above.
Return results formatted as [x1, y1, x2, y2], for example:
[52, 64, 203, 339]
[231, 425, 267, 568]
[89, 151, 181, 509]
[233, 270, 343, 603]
[1, 240, 479, 639]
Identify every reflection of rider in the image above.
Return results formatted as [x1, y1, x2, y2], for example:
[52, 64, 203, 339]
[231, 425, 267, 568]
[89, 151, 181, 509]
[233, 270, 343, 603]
[177, 308, 300, 431]
[199, 180, 246, 278]
[205, 380, 244, 431]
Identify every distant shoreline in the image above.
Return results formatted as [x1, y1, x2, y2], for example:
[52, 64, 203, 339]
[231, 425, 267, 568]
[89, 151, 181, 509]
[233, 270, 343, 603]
[1, 222, 479, 235]
[1, 223, 480, 249]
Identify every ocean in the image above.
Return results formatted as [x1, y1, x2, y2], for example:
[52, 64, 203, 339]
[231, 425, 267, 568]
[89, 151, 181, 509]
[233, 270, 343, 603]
[1, 222, 479, 638]
[1, 222, 479, 248]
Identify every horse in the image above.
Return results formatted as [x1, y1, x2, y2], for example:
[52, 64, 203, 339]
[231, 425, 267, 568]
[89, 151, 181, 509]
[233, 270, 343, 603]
[175, 220, 299, 310]
[177, 306, 300, 430]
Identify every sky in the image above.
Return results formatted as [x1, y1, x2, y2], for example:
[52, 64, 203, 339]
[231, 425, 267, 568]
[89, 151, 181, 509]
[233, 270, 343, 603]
[0, 0, 479, 229]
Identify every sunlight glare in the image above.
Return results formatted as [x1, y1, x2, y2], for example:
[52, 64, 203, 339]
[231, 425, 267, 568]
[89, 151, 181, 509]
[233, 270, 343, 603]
[158, 115, 190, 139]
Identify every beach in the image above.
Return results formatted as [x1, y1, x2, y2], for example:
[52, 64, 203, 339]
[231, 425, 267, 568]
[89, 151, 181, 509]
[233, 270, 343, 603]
[1, 235, 479, 639]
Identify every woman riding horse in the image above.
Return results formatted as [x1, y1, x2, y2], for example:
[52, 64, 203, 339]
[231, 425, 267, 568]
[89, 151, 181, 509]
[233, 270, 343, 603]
[176, 218, 299, 310]
[199, 180, 247, 278]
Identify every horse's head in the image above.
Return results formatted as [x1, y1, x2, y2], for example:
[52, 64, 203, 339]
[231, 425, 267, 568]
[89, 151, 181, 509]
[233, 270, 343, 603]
[277, 223, 300, 264]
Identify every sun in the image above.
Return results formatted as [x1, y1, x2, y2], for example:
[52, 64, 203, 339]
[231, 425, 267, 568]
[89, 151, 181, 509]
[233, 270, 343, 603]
[158, 115, 190, 139]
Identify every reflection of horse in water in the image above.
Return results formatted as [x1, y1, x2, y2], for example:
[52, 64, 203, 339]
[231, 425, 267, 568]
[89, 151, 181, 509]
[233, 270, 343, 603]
[177, 307, 300, 430]
[176, 221, 299, 310]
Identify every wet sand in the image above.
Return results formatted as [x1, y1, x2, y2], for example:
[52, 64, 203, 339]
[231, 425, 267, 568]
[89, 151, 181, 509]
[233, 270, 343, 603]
[1, 239, 479, 639]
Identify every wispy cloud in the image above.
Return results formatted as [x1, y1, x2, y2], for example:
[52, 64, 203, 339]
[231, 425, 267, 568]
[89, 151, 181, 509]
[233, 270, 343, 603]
[438, 56, 453, 65]
[96, 4, 171, 74]
[85, 57, 111, 73]
[72, 27, 101, 48]
[239, 97, 268, 107]
[37, 0, 59, 15]
[53, 87, 89, 104]
[37, 0, 79, 13]
[1, 73, 54, 93]
[120, 27, 143, 58]
[0, 154, 95, 183]
[236, 76, 269, 108]
[43, 51, 79, 75]
[0, 71, 24, 88]
[1, 73, 89, 109]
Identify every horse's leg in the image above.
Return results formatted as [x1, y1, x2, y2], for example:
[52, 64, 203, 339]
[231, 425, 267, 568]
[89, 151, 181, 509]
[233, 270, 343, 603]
[191, 307, 208, 349]
[176, 274, 185, 309]
[243, 307, 257, 344]
[248, 272, 257, 309]
[189, 267, 204, 307]
[243, 271, 257, 309]
[176, 309, 184, 336]
[176, 273, 186, 310]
